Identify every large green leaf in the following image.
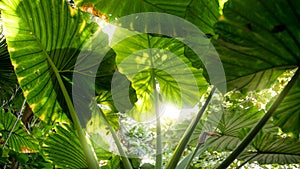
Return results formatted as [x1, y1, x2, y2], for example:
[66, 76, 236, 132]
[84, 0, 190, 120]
[75, 0, 220, 35]
[238, 131, 300, 164]
[0, 108, 38, 153]
[207, 104, 300, 165]
[209, 107, 264, 151]
[0, 0, 98, 124]
[0, 2, 104, 166]
[113, 34, 208, 120]
[75, 0, 227, 96]
[214, 0, 300, 135]
[42, 123, 112, 168]
[75, 0, 223, 87]
[42, 123, 88, 168]
[214, 0, 300, 91]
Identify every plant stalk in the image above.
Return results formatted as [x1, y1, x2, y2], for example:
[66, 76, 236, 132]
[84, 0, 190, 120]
[96, 104, 133, 169]
[46, 56, 99, 169]
[147, 34, 163, 169]
[216, 69, 300, 169]
[166, 87, 216, 169]
[154, 79, 162, 169]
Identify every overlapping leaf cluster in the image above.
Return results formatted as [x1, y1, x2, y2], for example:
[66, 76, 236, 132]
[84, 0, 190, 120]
[0, 0, 299, 168]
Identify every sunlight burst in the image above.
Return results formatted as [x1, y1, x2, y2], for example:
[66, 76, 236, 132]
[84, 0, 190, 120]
[160, 104, 180, 121]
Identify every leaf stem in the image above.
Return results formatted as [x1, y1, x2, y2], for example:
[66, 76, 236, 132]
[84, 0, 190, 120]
[2, 99, 26, 149]
[166, 86, 216, 169]
[216, 69, 300, 169]
[46, 56, 99, 169]
[154, 76, 162, 169]
[96, 104, 133, 169]
[147, 34, 163, 169]
[236, 154, 257, 169]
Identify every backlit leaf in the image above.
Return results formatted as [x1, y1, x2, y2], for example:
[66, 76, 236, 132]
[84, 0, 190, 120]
[0, 0, 98, 124]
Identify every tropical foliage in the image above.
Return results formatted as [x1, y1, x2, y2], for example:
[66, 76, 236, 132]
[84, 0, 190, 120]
[0, 0, 299, 168]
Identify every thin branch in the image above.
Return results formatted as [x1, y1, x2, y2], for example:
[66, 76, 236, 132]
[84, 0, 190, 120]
[2, 99, 26, 149]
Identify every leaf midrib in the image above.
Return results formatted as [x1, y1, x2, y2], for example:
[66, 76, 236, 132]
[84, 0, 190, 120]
[249, 151, 300, 157]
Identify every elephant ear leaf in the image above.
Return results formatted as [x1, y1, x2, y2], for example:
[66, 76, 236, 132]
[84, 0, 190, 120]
[42, 123, 112, 168]
[0, 0, 98, 124]
[214, 0, 300, 91]
[113, 34, 208, 121]
[214, 0, 300, 136]
[209, 107, 264, 151]
[42, 123, 88, 168]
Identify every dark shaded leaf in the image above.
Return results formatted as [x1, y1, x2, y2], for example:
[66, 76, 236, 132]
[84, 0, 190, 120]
[239, 131, 300, 164]
[0, 31, 17, 103]
[214, 0, 300, 91]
